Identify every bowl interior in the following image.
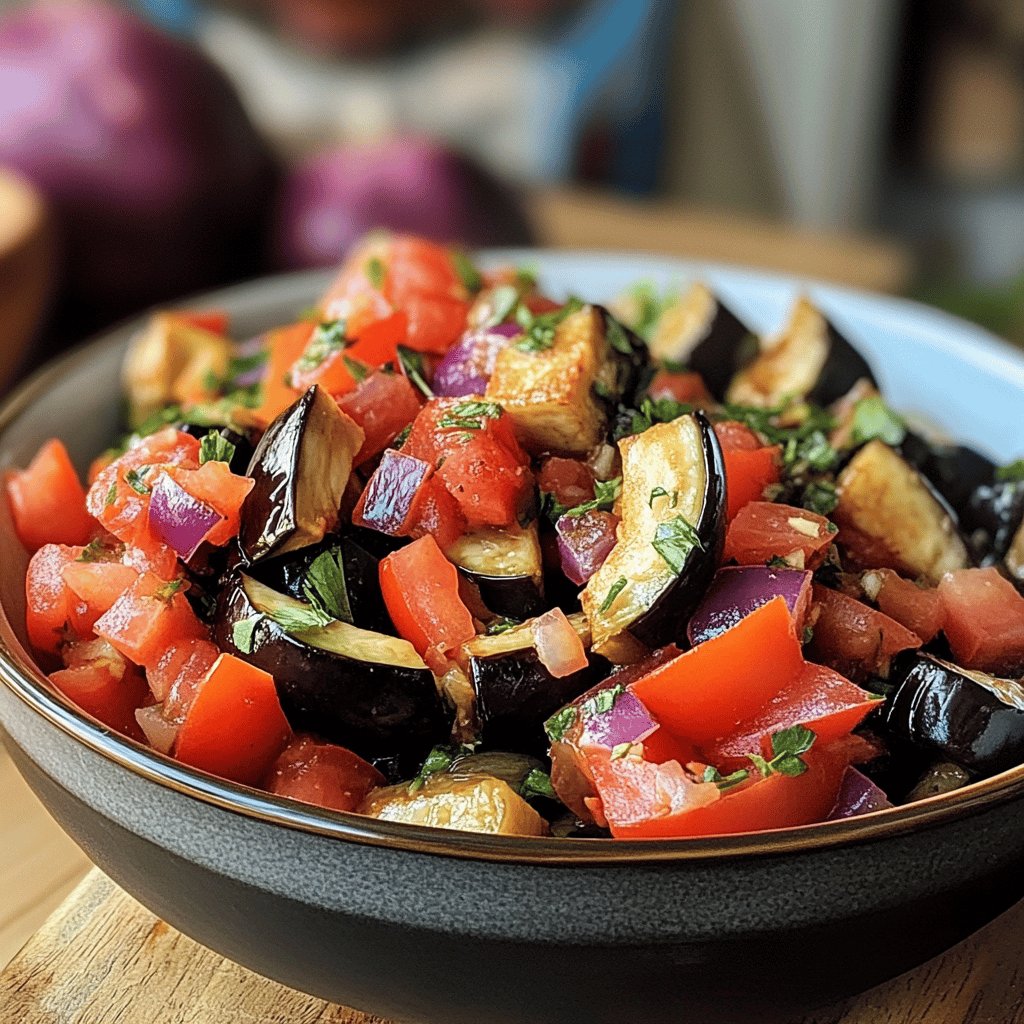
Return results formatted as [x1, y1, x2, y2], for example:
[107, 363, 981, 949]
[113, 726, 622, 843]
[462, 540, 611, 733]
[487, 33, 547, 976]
[3, 251, 1024, 860]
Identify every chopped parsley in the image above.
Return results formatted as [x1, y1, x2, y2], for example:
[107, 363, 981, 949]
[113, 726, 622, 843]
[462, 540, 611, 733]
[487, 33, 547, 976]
[850, 395, 906, 447]
[153, 578, 185, 603]
[610, 741, 635, 760]
[124, 467, 152, 495]
[767, 555, 790, 568]
[624, 281, 673, 340]
[266, 601, 334, 634]
[342, 355, 370, 383]
[783, 430, 838, 473]
[649, 486, 679, 510]
[104, 481, 118, 508]
[225, 349, 268, 384]
[514, 297, 583, 353]
[451, 250, 483, 293]
[802, 480, 839, 516]
[408, 745, 455, 793]
[721, 400, 835, 449]
[544, 705, 578, 743]
[292, 320, 349, 379]
[565, 476, 622, 518]
[486, 616, 521, 635]
[613, 396, 693, 440]
[599, 576, 628, 613]
[303, 548, 352, 624]
[802, 625, 815, 644]
[520, 769, 556, 801]
[581, 683, 625, 719]
[703, 765, 750, 791]
[604, 315, 635, 356]
[396, 346, 434, 399]
[437, 399, 503, 431]
[365, 257, 386, 290]
[232, 616, 262, 654]
[131, 404, 184, 439]
[199, 430, 236, 466]
[652, 515, 703, 575]
[996, 459, 1024, 483]
[76, 537, 121, 563]
[391, 423, 413, 450]
[747, 725, 817, 779]
[479, 284, 519, 330]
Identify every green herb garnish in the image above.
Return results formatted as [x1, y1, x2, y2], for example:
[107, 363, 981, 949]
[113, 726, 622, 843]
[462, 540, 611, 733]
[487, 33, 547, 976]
[544, 705, 578, 743]
[76, 537, 121, 563]
[565, 476, 622, 517]
[604, 315, 635, 356]
[199, 430, 236, 466]
[652, 515, 703, 575]
[850, 396, 906, 447]
[437, 399, 503, 431]
[479, 284, 519, 330]
[124, 467, 151, 495]
[610, 741, 635, 761]
[104, 481, 118, 508]
[153, 578, 185, 602]
[451, 250, 483, 293]
[396, 346, 434, 399]
[996, 459, 1024, 483]
[232, 616, 262, 654]
[703, 765, 751, 791]
[581, 683, 625, 718]
[342, 355, 370, 383]
[487, 617, 521, 635]
[391, 423, 413, 450]
[366, 257, 386, 290]
[802, 626, 815, 644]
[767, 555, 790, 568]
[599, 576, 628, 613]
[802, 480, 838, 516]
[615, 396, 694, 440]
[649, 486, 679, 510]
[747, 725, 817, 779]
[292, 320, 349, 378]
[514, 297, 584, 353]
[266, 602, 334, 634]
[408, 745, 455, 794]
[303, 548, 352, 624]
[520, 769, 556, 801]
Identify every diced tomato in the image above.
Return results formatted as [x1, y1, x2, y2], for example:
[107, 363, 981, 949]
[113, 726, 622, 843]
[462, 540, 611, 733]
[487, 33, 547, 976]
[808, 584, 921, 681]
[164, 460, 254, 547]
[537, 457, 595, 511]
[705, 662, 882, 769]
[353, 449, 433, 536]
[404, 398, 532, 529]
[87, 450, 116, 485]
[174, 654, 291, 786]
[871, 569, 943, 643]
[6, 439, 95, 551]
[263, 734, 384, 812]
[648, 369, 712, 405]
[939, 567, 1024, 674]
[714, 423, 782, 521]
[399, 293, 471, 354]
[386, 236, 466, 304]
[147, 637, 220, 712]
[171, 310, 229, 335]
[337, 371, 422, 465]
[49, 638, 148, 739]
[405, 473, 468, 551]
[94, 572, 208, 670]
[244, 322, 310, 429]
[62, 559, 139, 631]
[25, 544, 93, 655]
[631, 598, 804, 745]
[121, 539, 179, 580]
[724, 501, 835, 570]
[85, 428, 200, 545]
[379, 534, 476, 669]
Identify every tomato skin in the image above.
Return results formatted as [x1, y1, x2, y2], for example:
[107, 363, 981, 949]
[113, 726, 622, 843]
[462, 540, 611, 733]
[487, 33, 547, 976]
[93, 572, 208, 670]
[873, 570, 943, 643]
[147, 637, 220, 712]
[49, 638, 148, 739]
[808, 584, 921, 681]
[172, 310, 229, 335]
[705, 661, 882, 770]
[724, 501, 835, 569]
[25, 544, 93, 656]
[263, 734, 384, 812]
[174, 654, 291, 786]
[61, 560, 139, 631]
[337, 371, 423, 465]
[405, 474, 467, 551]
[6, 439, 95, 551]
[379, 534, 476, 667]
[631, 598, 804, 745]
[939, 567, 1024, 674]
[85, 428, 201, 545]
[246, 322, 310, 429]
[714, 423, 782, 522]
[648, 369, 712, 405]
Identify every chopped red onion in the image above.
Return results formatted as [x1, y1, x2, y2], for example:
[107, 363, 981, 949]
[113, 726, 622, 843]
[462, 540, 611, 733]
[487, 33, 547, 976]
[688, 565, 812, 646]
[580, 690, 659, 749]
[433, 322, 520, 397]
[827, 767, 892, 820]
[135, 704, 178, 754]
[147, 471, 224, 561]
[354, 448, 432, 536]
[556, 510, 619, 586]
[532, 608, 588, 679]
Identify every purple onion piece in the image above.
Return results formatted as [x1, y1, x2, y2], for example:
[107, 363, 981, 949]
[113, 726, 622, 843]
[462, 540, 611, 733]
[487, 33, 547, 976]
[687, 566, 812, 646]
[230, 334, 269, 388]
[432, 323, 520, 397]
[148, 472, 224, 561]
[827, 767, 893, 820]
[580, 690, 659, 748]
[355, 449, 431, 536]
[556, 510, 619, 586]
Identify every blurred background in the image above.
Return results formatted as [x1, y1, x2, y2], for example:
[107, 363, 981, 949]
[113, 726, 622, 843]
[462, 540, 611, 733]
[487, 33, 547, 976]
[3, 0, 1024, 392]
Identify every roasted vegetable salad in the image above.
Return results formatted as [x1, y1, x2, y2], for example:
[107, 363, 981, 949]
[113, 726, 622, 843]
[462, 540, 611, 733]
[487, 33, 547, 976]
[9, 234, 1024, 840]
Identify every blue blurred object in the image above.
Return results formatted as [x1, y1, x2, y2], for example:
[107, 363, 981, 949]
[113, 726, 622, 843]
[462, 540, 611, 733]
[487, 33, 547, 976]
[131, 0, 676, 194]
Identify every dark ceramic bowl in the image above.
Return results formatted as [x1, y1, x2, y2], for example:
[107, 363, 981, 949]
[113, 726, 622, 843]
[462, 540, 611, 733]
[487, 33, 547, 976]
[3, 255, 1024, 1024]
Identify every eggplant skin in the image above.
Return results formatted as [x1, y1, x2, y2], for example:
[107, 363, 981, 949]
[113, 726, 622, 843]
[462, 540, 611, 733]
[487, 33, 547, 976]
[885, 653, 1024, 777]
[213, 574, 449, 765]
[239, 385, 363, 564]
[899, 433, 995, 523]
[467, 634, 604, 755]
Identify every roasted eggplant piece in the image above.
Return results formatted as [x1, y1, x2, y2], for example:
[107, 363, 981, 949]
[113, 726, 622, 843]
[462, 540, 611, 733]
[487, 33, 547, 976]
[359, 772, 549, 836]
[581, 411, 726, 662]
[485, 304, 610, 456]
[214, 574, 448, 764]
[448, 522, 544, 619]
[239, 385, 364, 563]
[646, 282, 755, 400]
[833, 440, 970, 583]
[899, 433, 994, 521]
[965, 478, 1024, 566]
[885, 652, 1024, 777]
[594, 305, 648, 406]
[252, 532, 395, 635]
[726, 296, 876, 408]
[463, 612, 603, 753]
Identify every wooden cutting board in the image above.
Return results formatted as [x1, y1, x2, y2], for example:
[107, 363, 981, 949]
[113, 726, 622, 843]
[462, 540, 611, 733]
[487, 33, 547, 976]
[2, 867, 1024, 1024]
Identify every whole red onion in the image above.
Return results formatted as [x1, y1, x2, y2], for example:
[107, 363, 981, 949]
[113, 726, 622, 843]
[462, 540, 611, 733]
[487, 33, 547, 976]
[272, 136, 534, 270]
